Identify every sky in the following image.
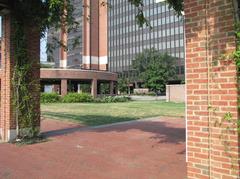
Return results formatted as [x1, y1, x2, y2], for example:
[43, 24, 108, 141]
[40, 35, 47, 62]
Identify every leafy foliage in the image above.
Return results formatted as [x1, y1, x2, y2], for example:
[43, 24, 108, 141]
[94, 96, 131, 103]
[128, 0, 183, 27]
[99, 83, 110, 95]
[41, 92, 131, 103]
[62, 93, 93, 103]
[7, 0, 77, 38]
[41, 93, 61, 103]
[117, 77, 129, 94]
[133, 49, 177, 93]
[234, 22, 240, 135]
[40, 63, 54, 68]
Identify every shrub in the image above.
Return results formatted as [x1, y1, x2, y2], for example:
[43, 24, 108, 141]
[133, 91, 156, 96]
[117, 77, 129, 94]
[62, 93, 93, 103]
[41, 93, 61, 103]
[40, 63, 54, 68]
[148, 92, 157, 96]
[95, 96, 131, 103]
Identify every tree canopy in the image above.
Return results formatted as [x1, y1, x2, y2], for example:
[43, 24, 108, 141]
[1, 0, 184, 35]
[133, 49, 177, 93]
[129, 0, 183, 26]
[2, 0, 77, 38]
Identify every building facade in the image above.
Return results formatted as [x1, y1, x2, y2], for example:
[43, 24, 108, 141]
[108, 0, 185, 80]
[48, 0, 185, 80]
[47, 0, 108, 71]
[46, 0, 185, 95]
[43, 0, 117, 97]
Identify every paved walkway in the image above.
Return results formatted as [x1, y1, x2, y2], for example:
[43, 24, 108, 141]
[0, 117, 186, 179]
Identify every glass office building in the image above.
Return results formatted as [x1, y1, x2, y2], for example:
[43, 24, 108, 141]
[108, 0, 185, 80]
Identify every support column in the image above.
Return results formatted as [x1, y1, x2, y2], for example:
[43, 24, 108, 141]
[61, 79, 68, 96]
[185, 0, 239, 178]
[0, 15, 40, 142]
[77, 84, 81, 93]
[110, 81, 114, 96]
[91, 78, 97, 98]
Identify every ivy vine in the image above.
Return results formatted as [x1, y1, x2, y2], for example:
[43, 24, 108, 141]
[214, 22, 240, 175]
[233, 22, 240, 134]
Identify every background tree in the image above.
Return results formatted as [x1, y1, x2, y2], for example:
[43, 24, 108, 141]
[99, 83, 110, 95]
[133, 49, 177, 94]
[118, 77, 129, 94]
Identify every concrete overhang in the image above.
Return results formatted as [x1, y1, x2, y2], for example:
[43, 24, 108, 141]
[40, 68, 118, 82]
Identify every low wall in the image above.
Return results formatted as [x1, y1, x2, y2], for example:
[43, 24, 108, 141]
[133, 88, 149, 94]
[130, 95, 166, 101]
[166, 84, 185, 103]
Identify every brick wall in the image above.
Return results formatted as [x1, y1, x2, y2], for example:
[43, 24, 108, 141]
[185, 0, 240, 178]
[0, 15, 15, 141]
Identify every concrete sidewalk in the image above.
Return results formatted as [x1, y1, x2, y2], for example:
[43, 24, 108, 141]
[0, 117, 186, 179]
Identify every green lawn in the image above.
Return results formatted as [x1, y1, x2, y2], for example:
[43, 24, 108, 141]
[41, 101, 185, 126]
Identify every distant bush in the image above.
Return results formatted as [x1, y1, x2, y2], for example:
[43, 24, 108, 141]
[62, 93, 93, 103]
[95, 96, 131, 103]
[133, 91, 157, 96]
[148, 92, 157, 96]
[41, 93, 130, 104]
[40, 63, 54, 68]
[41, 93, 61, 103]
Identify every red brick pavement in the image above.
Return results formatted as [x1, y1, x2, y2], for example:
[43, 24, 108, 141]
[0, 117, 186, 179]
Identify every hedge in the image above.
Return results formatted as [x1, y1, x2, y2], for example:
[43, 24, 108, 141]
[62, 93, 93, 103]
[41, 93, 61, 103]
[41, 93, 131, 103]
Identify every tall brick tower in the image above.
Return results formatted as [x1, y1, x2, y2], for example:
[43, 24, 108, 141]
[83, 0, 108, 70]
[48, 0, 108, 71]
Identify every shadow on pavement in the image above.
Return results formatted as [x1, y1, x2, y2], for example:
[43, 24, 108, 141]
[41, 113, 185, 146]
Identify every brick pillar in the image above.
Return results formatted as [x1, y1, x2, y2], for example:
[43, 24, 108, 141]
[91, 78, 97, 98]
[110, 81, 114, 96]
[83, 0, 108, 70]
[0, 15, 40, 142]
[60, 1, 68, 68]
[61, 79, 68, 96]
[0, 15, 16, 142]
[98, 0, 108, 71]
[185, 0, 240, 178]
